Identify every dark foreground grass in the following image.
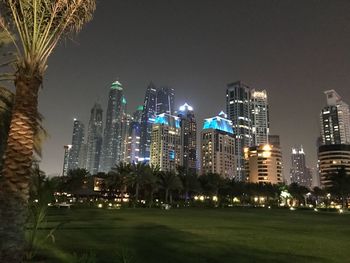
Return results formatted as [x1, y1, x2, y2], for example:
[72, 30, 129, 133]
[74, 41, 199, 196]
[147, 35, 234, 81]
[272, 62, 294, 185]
[38, 207, 350, 263]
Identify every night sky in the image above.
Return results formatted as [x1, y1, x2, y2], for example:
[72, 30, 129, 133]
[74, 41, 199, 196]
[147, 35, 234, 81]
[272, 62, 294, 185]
[39, 0, 350, 178]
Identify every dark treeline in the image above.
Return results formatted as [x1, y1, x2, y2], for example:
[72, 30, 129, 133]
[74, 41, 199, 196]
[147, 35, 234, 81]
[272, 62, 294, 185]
[41, 163, 350, 209]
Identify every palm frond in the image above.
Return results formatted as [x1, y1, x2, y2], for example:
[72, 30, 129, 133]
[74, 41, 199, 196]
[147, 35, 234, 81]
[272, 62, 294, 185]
[0, 0, 96, 74]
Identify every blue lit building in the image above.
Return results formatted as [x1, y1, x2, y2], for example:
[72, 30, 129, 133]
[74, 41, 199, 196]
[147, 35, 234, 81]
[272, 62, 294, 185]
[150, 113, 181, 171]
[201, 112, 235, 178]
[139, 83, 158, 162]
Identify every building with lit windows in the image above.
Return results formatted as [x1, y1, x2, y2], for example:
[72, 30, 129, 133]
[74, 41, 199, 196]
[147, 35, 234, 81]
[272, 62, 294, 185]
[156, 87, 175, 115]
[251, 89, 269, 145]
[86, 103, 103, 175]
[100, 81, 127, 172]
[62, 145, 72, 176]
[320, 90, 350, 145]
[244, 144, 283, 184]
[290, 146, 312, 188]
[125, 107, 143, 164]
[140, 83, 158, 162]
[226, 81, 252, 181]
[68, 119, 85, 171]
[150, 113, 181, 171]
[178, 103, 197, 173]
[201, 112, 235, 178]
[318, 144, 350, 187]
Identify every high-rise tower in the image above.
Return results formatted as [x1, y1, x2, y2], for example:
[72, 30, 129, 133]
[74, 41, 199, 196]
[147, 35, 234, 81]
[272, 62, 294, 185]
[100, 81, 127, 172]
[226, 81, 252, 181]
[62, 145, 72, 176]
[156, 87, 175, 115]
[201, 111, 235, 178]
[251, 89, 269, 145]
[150, 113, 181, 171]
[290, 146, 312, 188]
[125, 107, 143, 164]
[140, 83, 158, 162]
[68, 119, 85, 171]
[178, 103, 197, 174]
[86, 103, 103, 175]
[320, 90, 350, 145]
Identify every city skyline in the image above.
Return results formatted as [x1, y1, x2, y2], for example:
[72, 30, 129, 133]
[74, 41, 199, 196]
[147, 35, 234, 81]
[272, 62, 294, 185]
[37, 0, 350, 176]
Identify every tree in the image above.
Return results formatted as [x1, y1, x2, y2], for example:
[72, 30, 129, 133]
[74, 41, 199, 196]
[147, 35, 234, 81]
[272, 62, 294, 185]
[177, 166, 200, 202]
[288, 183, 309, 206]
[0, 2, 96, 261]
[158, 171, 183, 204]
[325, 166, 350, 208]
[64, 168, 90, 193]
[129, 162, 148, 206]
[199, 173, 222, 197]
[109, 162, 131, 198]
[312, 186, 326, 206]
[143, 165, 159, 207]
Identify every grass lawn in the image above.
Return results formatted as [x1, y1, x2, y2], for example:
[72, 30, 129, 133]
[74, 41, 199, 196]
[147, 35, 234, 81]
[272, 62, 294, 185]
[38, 207, 350, 263]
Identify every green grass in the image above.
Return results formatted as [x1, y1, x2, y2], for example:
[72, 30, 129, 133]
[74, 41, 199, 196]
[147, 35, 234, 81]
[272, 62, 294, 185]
[38, 207, 350, 263]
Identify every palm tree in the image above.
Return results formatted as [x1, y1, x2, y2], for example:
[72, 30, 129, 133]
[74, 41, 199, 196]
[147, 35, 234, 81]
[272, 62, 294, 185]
[129, 162, 148, 206]
[177, 166, 200, 202]
[0, 2, 96, 260]
[325, 166, 350, 208]
[158, 171, 183, 204]
[143, 164, 159, 207]
[0, 29, 15, 167]
[109, 162, 131, 199]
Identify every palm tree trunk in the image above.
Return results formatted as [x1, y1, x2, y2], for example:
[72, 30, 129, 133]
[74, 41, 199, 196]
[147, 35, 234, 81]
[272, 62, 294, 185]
[0, 72, 41, 262]
[165, 189, 169, 203]
[134, 183, 139, 208]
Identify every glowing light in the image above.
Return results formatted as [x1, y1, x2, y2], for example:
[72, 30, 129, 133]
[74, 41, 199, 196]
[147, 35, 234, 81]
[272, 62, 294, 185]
[203, 113, 234, 134]
[314, 208, 318, 212]
[290, 207, 295, 211]
[339, 209, 344, 214]
[263, 144, 272, 151]
[213, 196, 218, 202]
[111, 81, 123, 90]
[98, 204, 103, 208]
[154, 113, 180, 128]
[179, 103, 193, 112]
[199, 196, 205, 201]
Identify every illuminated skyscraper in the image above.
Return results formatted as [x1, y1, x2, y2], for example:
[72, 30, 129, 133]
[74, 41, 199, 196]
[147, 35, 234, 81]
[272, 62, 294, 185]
[251, 89, 269, 145]
[140, 83, 158, 162]
[320, 90, 350, 145]
[100, 81, 127, 172]
[150, 113, 181, 171]
[290, 146, 312, 187]
[86, 103, 103, 175]
[68, 119, 85, 171]
[62, 145, 72, 176]
[201, 111, 235, 178]
[156, 86, 175, 115]
[133, 105, 144, 123]
[244, 144, 283, 184]
[125, 107, 143, 163]
[121, 113, 132, 161]
[178, 103, 197, 173]
[226, 81, 252, 181]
